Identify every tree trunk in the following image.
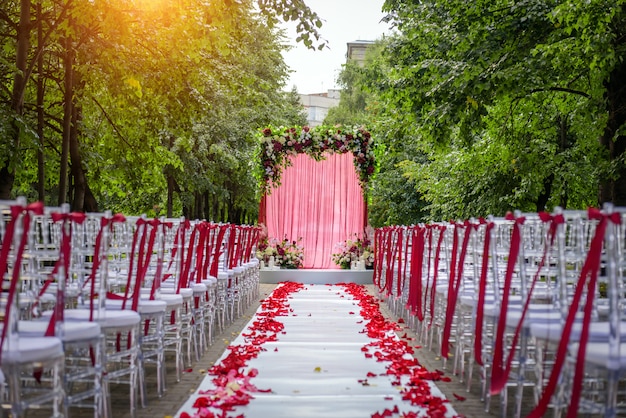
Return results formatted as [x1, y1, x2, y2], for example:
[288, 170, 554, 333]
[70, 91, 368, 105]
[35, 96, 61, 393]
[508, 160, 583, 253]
[536, 173, 554, 212]
[194, 191, 202, 220]
[36, 2, 45, 202]
[58, 33, 73, 205]
[167, 173, 174, 218]
[599, 51, 626, 205]
[0, 0, 31, 199]
[70, 101, 87, 211]
[203, 192, 210, 220]
[83, 182, 98, 212]
[211, 195, 219, 221]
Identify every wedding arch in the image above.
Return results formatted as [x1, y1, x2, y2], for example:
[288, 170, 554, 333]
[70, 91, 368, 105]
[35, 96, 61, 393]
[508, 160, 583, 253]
[257, 125, 376, 269]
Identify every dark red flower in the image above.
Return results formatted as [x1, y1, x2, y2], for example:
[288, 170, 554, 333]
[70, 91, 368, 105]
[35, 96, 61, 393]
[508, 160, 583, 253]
[193, 397, 210, 408]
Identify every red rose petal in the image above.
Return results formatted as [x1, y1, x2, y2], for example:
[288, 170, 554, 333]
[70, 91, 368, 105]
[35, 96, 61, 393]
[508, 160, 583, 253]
[186, 282, 456, 418]
[339, 283, 456, 418]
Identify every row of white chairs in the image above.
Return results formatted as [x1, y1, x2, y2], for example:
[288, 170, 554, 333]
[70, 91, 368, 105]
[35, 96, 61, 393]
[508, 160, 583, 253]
[0, 197, 261, 417]
[373, 205, 626, 418]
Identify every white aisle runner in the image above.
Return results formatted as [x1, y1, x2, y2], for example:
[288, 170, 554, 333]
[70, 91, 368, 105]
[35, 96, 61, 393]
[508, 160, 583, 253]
[176, 283, 458, 418]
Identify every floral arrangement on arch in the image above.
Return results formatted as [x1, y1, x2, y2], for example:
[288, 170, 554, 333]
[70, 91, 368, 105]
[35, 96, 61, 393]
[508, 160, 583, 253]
[258, 125, 376, 194]
[256, 235, 305, 269]
[332, 234, 375, 270]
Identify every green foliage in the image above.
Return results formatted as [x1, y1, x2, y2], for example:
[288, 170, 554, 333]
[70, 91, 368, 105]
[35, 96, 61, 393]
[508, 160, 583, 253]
[0, 0, 318, 218]
[366, 0, 626, 220]
[4, 0, 624, 224]
[257, 0, 327, 50]
[324, 60, 372, 127]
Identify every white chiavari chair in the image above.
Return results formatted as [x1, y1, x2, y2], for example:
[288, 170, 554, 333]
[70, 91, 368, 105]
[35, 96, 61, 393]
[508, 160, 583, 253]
[160, 218, 198, 366]
[27, 205, 109, 417]
[454, 219, 487, 383]
[0, 198, 65, 417]
[57, 211, 142, 418]
[553, 205, 626, 417]
[140, 217, 184, 387]
[482, 212, 557, 417]
[106, 216, 167, 403]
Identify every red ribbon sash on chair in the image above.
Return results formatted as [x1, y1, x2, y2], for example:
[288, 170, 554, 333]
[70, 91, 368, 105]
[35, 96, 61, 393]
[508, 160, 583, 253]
[372, 228, 383, 292]
[227, 224, 237, 269]
[474, 219, 494, 367]
[0, 201, 44, 364]
[41, 212, 87, 337]
[383, 227, 400, 297]
[406, 226, 426, 320]
[428, 225, 446, 329]
[81, 214, 126, 321]
[209, 225, 228, 278]
[150, 220, 171, 301]
[490, 213, 563, 394]
[489, 214, 524, 393]
[441, 221, 473, 359]
[528, 208, 619, 418]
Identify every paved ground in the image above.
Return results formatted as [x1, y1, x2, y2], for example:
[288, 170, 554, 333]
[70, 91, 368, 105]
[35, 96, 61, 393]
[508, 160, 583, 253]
[60, 283, 532, 418]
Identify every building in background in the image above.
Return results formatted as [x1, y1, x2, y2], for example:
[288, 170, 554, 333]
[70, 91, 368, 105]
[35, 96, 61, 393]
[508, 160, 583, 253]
[298, 90, 340, 127]
[298, 40, 374, 127]
[346, 40, 375, 66]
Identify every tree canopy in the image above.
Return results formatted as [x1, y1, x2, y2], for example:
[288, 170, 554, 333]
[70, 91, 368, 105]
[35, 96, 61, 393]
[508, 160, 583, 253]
[328, 0, 626, 224]
[0, 0, 311, 220]
[4, 0, 625, 225]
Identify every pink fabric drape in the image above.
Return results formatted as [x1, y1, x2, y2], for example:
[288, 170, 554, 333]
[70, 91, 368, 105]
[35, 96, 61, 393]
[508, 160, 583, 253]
[264, 153, 366, 269]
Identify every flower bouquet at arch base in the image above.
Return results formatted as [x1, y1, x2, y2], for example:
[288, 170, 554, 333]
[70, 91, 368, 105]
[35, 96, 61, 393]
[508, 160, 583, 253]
[256, 230, 304, 270]
[332, 233, 374, 270]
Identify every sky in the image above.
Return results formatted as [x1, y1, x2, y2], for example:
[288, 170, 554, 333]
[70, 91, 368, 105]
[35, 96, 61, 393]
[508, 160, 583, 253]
[281, 1, 390, 95]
